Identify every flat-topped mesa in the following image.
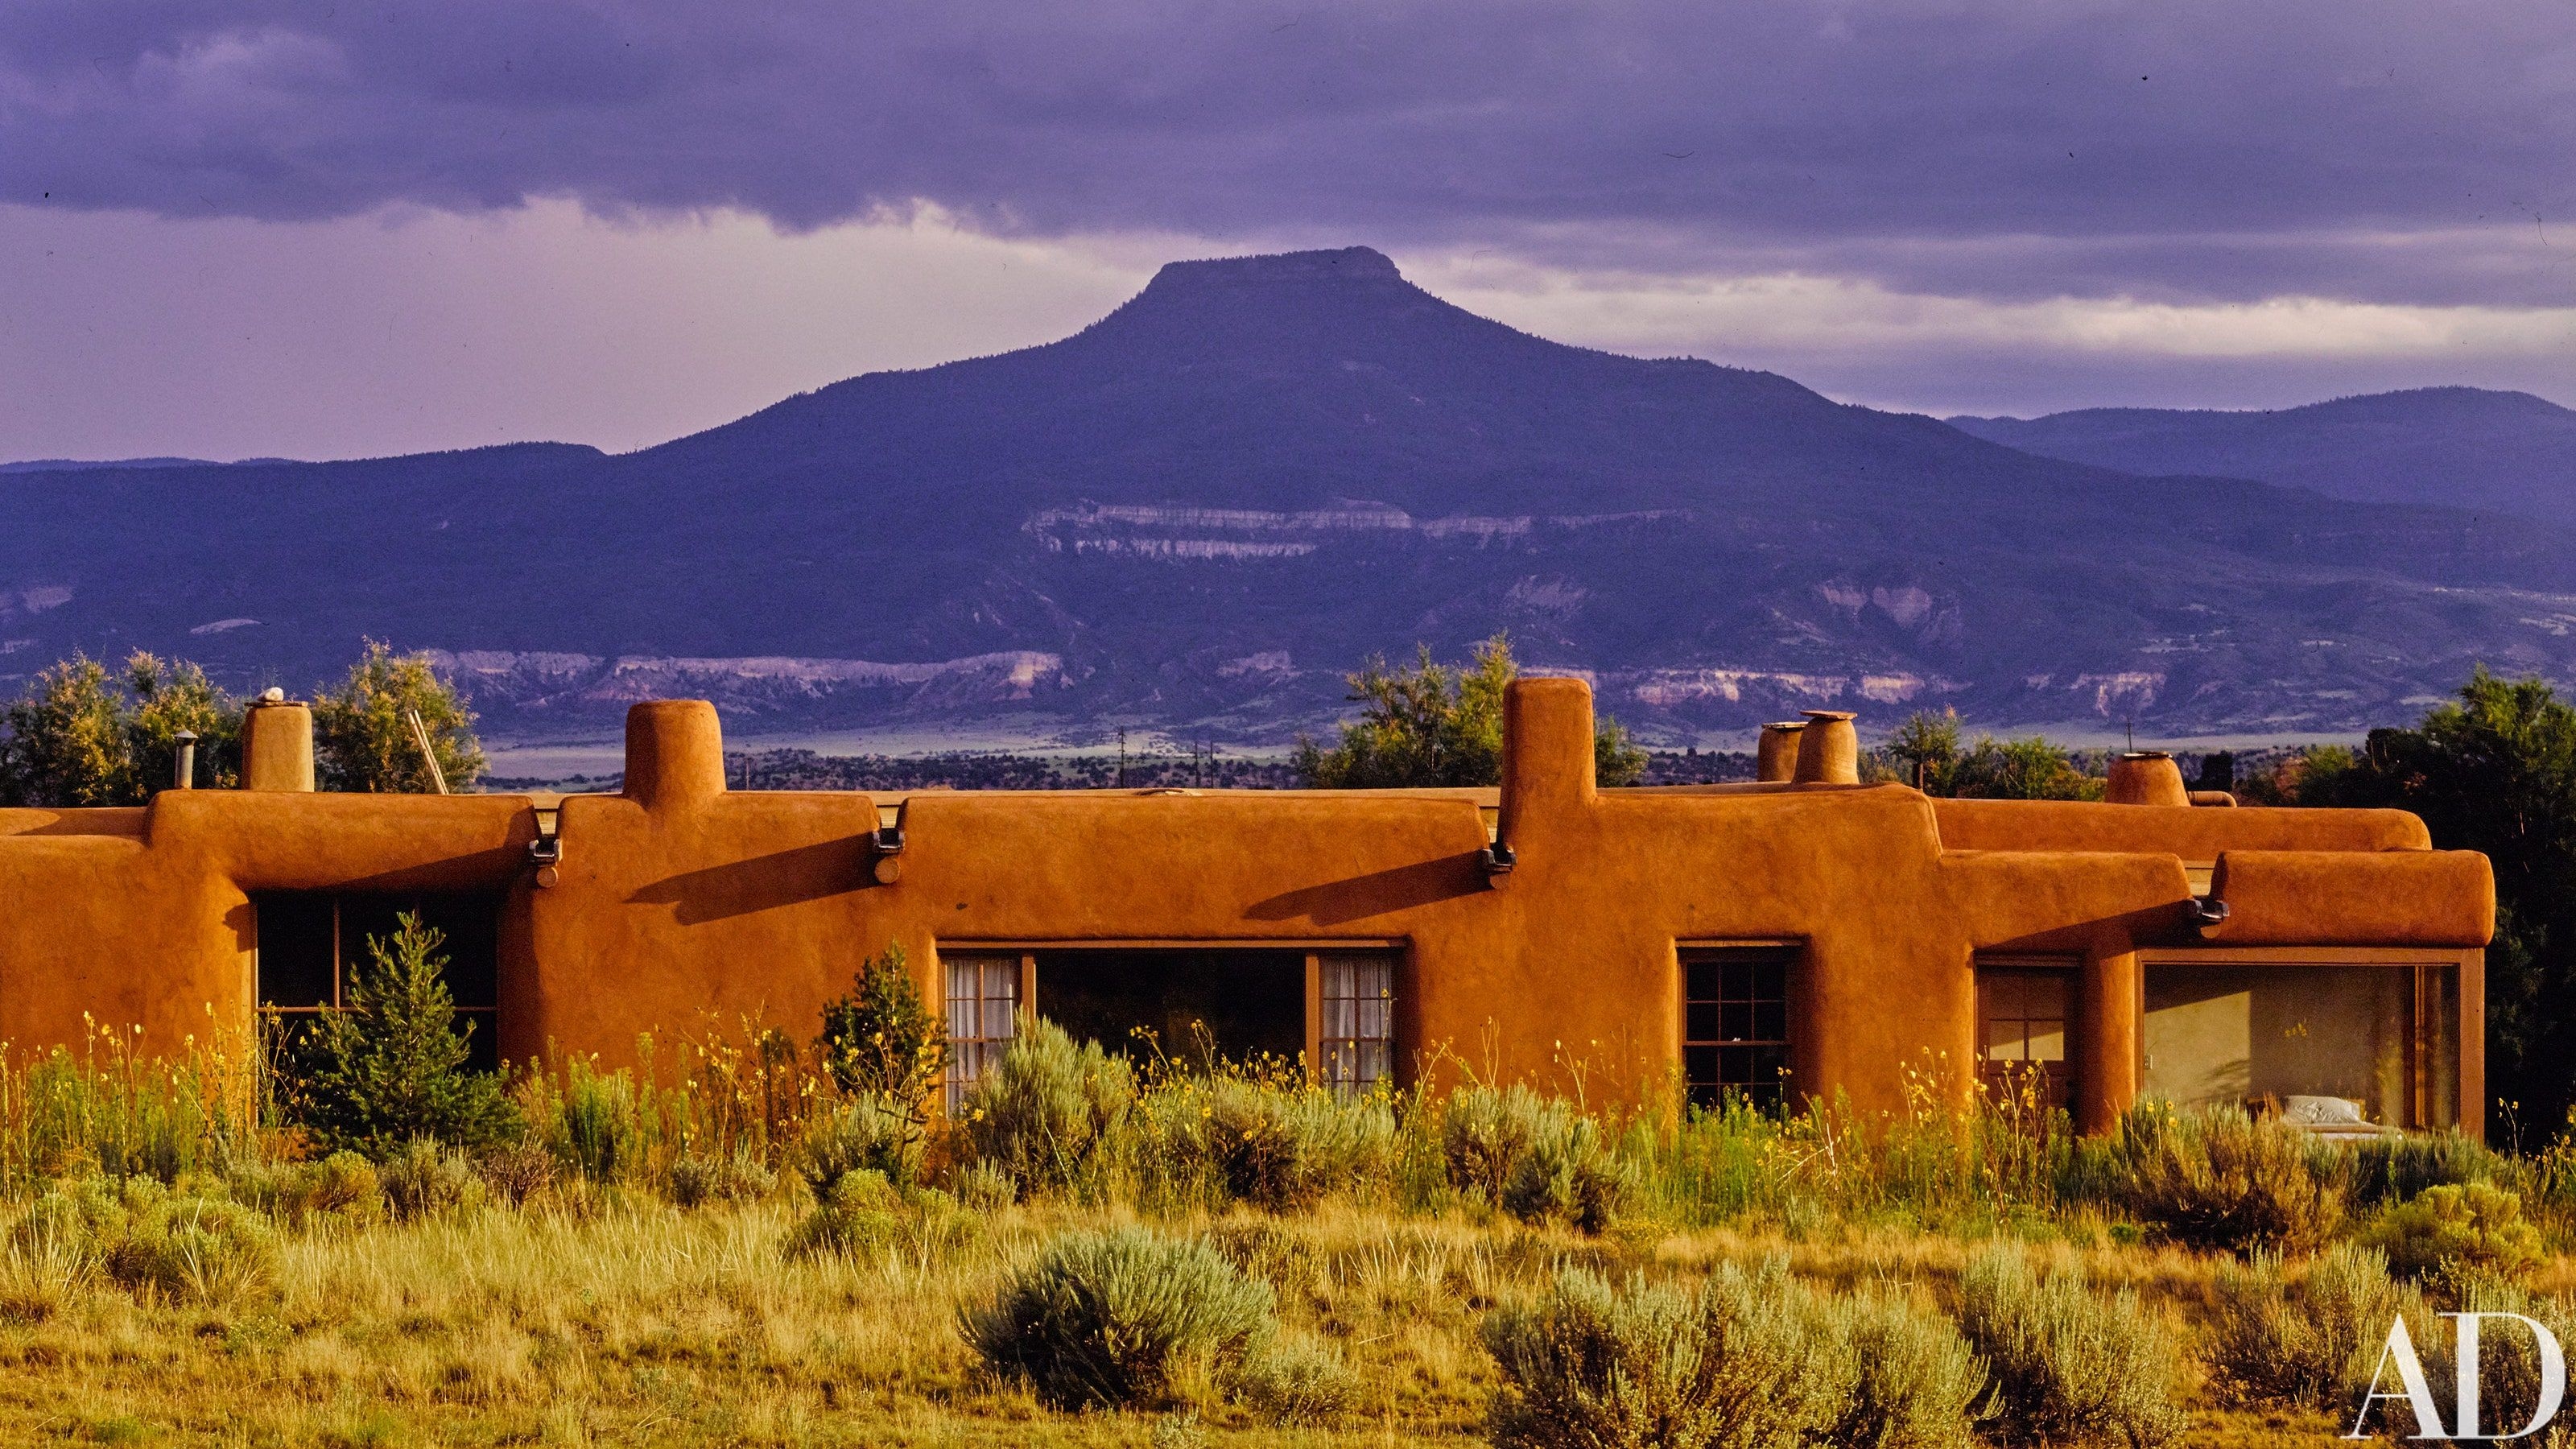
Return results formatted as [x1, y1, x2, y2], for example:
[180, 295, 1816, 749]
[1137, 246, 1403, 294]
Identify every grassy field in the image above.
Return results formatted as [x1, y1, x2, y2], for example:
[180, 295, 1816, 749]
[0, 1195, 2403, 1447]
[1, 1012, 2570, 1447]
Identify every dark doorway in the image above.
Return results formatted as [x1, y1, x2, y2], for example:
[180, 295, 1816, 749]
[1034, 948, 1307, 1069]
[254, 890, 504, 1073]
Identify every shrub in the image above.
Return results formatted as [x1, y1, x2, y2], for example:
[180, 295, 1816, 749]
[667, 1150, 774, 1208]
[1140, 1075, 1393, 1212]
[2448, 1270, 2576, 1438]
[816, 943, 947, 1125]
[2108, 1104, 2341, 1253]
[1481, 1262, 1848, 1449]
[784, 1168, 905, 1260]
[19, 1179, 279, 1304]
[1824, 1286, 1989, 1449]
[552, 1060, 642, 1183]
[1441, 1084, 1546, 1203]
[233, 1150, 383, 1229]
[1232, 1335, 1358, 1426]
[475, 1141, 556, 1206]
[2338, 1129, 2516, 1210]
[2362, 1181, 2546, 1289]
[800, 1095, 923, 1195]
[380, 1138, 483, 1220]
[960, 1227, 1275, 1410]
[1499, 1111, 1634, 1235]
[290, 913, 520, 1158]
[960, 1019, 1134, 1200]
[2206, 1243, 2425, 1410]
[1955, 1244, 2183, 1447]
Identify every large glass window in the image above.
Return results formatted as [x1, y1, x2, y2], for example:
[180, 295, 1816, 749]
[2143, 962, 2458, 1129]
[943, 952, 1022, 1113]
[254, 891, 502, 1072]
[1682, 947, 1794, 1111]
[1316, 952, 1396, 1095]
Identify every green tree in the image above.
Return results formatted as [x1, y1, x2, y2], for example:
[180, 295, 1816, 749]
[1867, 708, 2099, 800]
[293, 913, 519, 1158]
[1294, 634, 1648, 788]
[0, 652, 243, 807]
[2279, 668, 2576, 1141]
[313, 640, 487, 793]
[817, 942, 950, 1137]
[125, 653, 242, 791]
[1880, 708, 1963, 791]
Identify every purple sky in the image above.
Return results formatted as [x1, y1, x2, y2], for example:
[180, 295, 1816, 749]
[4, 0, 2572, 460]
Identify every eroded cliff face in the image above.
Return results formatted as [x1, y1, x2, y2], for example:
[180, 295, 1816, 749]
[6, 248, 2574, 742]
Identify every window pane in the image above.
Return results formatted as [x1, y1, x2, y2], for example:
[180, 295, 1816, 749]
[254, 894, 337, 1009]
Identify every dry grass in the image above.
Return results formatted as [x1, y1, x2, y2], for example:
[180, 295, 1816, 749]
[0, 1191, 2485, 1446]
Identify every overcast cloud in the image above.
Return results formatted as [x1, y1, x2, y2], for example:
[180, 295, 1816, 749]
[2, 1, 2572, 457]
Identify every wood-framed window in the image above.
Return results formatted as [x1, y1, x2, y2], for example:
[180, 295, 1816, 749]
[943, 951, 1030, 1113]
[1975, 960, 2076, 1113]
[1680, 945, 1795, 1111]
[1310, 950, 1397, 1096]
[254, 890, 502, 1071]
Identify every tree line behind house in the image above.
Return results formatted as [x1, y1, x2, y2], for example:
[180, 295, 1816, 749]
[0, 640, 483, 806]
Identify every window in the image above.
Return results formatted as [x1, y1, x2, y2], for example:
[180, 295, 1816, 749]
[2143, 960, 2457, 1129]
[1315, 951, 1396, 1095]
[254, 891, 502, 1072]
[1682, 947, 1793, 1110]
[1976, 964, 2074, 1113]
[944, 952, 1023, 1112]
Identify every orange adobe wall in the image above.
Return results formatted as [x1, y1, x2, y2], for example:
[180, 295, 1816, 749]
[0, 681, 2493, 1134]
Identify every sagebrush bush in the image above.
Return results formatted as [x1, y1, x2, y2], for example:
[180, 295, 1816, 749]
[1440, 1084, 1546, 1203]
[2338, 1129, 2517, 1210]
[17, 1179, 279, 1304]
[961, 1020, 1134, 1201]
[228, 1150, 383, 1229]
[2206, 1243, 2424, 1411]
[960, 1226, 1275, 1410]
[1955, 1245, 2183, 1448]
[2363, 1181, 2546, 1288]
[666, 1150, 774, 1208]
[800, 1095, 922, 1196]
[1139, 1075, 1393, 1212]
[1481, 1262, 1849, 1449]
[380, 1138, 483, 1220]
[1825, 1286, 1990, 1449]
[475, 1140, 556, 1206]
[2109, 1104, 2341, 1253]
[1232, 1335, 1358, 1426]
[1499, 1110, 1634, 1235]
[2449, 1270, 2576, 1438]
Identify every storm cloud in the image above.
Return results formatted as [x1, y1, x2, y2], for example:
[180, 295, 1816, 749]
[6, 0, 2574, 308]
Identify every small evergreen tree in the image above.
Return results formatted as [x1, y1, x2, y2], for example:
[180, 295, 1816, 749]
[313, 640, 487, 793]
[295, 913, 519, 1158]
[818, 943, 949, 1130]
[1295, 634, 1647, 788]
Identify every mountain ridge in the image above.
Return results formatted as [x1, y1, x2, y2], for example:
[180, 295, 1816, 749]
[5, 247, 2574, 742]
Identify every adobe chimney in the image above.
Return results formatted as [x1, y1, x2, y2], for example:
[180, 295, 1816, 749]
[2106, 751, 2190, 807]
[1791, 710, 1860, 785]
[1756, 721, 1806, 783]
[623, 700, 728, 810]
[240, 694, 316, 791]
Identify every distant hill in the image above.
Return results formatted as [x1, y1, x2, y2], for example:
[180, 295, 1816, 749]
[5, 249, 2575, 742]
[1949, 387, 2576, 525]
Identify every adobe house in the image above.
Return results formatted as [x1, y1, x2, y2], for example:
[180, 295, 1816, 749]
[0, 680, 2491, 1135]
